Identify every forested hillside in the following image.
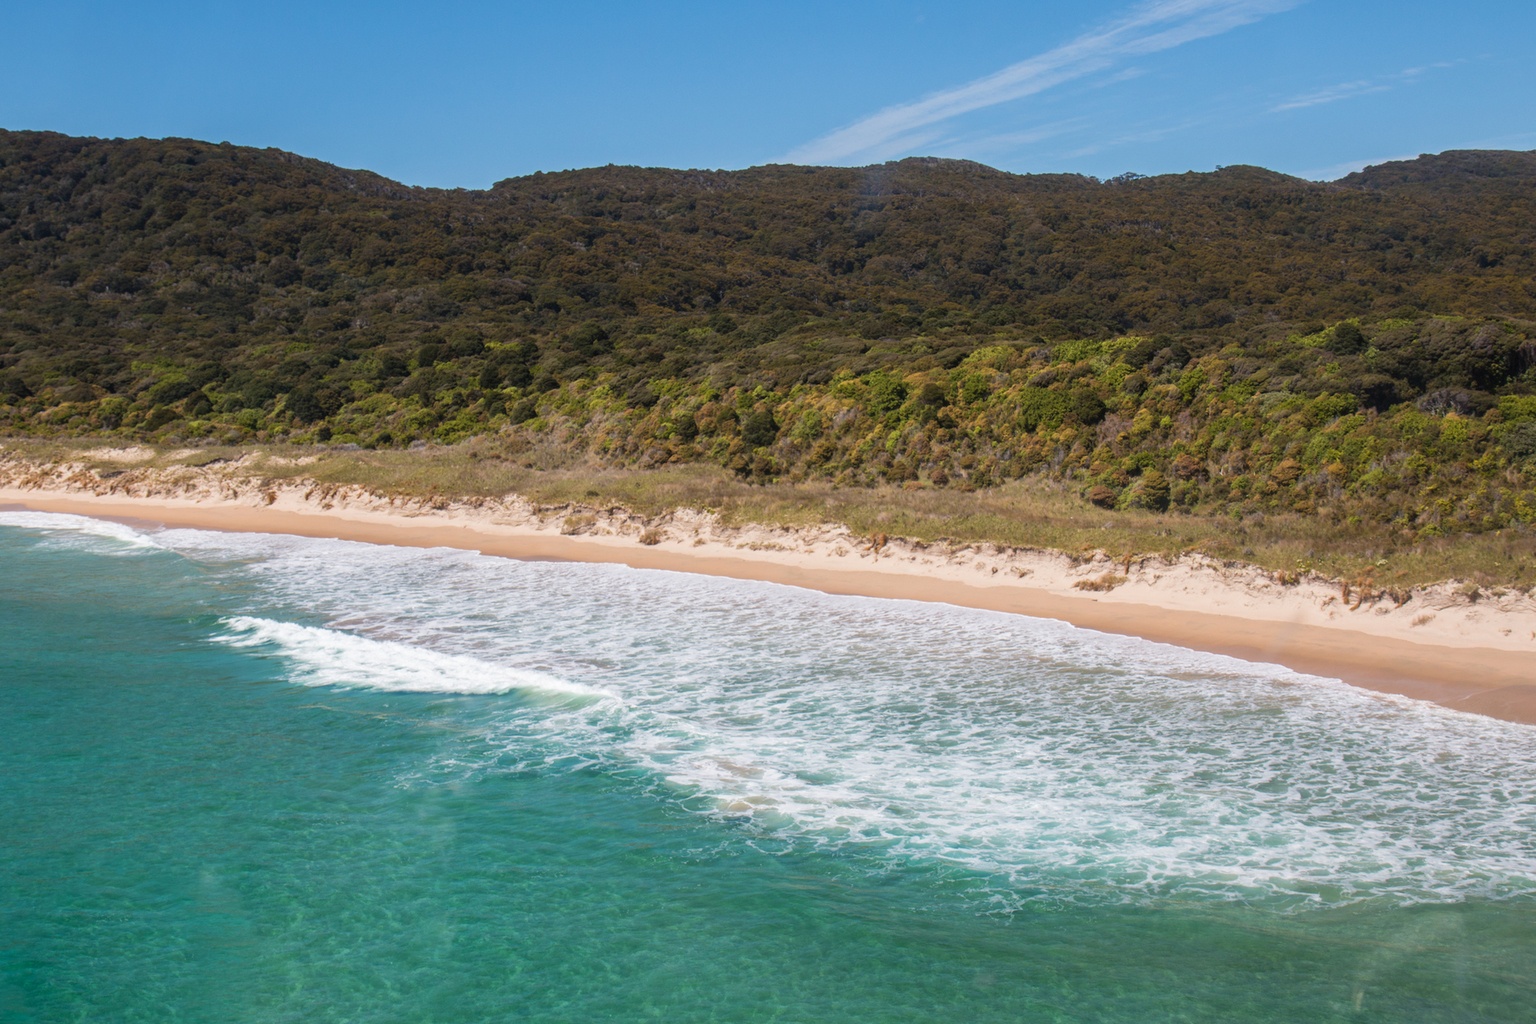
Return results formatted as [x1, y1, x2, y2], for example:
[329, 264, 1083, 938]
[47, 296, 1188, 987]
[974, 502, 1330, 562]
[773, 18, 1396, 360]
[2, 129, 1535, 534]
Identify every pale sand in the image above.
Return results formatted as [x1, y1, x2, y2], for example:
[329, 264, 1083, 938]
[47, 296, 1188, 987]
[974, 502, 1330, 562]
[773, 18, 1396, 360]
[2, 450, 1533, 725]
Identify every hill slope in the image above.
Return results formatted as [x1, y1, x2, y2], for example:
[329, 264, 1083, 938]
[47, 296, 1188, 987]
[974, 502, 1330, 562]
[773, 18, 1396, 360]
[1, 130, 1535, 536]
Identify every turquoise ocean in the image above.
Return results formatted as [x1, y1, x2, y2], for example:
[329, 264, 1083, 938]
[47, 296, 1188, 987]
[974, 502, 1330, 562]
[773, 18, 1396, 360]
[2, 510, 1534, 1022]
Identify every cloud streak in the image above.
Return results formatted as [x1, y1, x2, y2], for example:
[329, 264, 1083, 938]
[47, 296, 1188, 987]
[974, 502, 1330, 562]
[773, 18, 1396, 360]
[781, 0, 1300, 165]
[1272, 80, 1391, 111]
[1272, 61, 1460, 112]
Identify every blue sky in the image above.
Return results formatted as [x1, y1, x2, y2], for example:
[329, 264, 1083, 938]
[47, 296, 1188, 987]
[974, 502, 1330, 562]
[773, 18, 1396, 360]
[5, 1, 1533, 187]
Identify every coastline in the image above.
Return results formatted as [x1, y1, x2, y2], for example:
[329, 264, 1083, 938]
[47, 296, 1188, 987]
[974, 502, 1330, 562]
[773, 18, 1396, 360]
[2, 451, 1534, 725]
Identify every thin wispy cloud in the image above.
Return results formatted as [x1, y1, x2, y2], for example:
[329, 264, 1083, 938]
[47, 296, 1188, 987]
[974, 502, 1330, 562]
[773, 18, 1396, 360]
[1272, 61, 1460, 112]
[1296, 153, 1419, 182]
[949, 120, 1086, 153]
[781, 0, 1300, 165]
[1063, 117, 1203, 159]
[1095, 66, 1150, 88]
[919, 120, 1087, 162]
[1272, 80, 1391, 111]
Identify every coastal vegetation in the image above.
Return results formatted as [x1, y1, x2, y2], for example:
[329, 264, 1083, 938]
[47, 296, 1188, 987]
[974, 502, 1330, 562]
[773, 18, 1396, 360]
[3, 130, 1536, 564]
[9, 438, 1536, 589]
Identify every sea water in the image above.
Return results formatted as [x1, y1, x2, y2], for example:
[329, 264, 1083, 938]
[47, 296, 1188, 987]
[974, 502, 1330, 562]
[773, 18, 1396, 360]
[1, 512, 1533, 1023]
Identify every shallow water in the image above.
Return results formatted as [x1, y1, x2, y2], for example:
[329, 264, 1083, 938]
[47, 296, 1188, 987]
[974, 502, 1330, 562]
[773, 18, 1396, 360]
[2, 511, 1533, 1022]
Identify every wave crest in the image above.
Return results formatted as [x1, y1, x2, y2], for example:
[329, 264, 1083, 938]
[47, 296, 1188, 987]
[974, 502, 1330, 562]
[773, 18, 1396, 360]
[216, 616, 609, 703]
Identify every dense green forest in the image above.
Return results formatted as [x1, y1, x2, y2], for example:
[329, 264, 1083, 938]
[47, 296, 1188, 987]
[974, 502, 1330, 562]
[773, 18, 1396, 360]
[2, 129, 1536, 534]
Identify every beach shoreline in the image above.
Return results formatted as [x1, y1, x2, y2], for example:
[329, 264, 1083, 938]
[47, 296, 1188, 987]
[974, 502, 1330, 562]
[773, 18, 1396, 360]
[2, 450, 1533, 725]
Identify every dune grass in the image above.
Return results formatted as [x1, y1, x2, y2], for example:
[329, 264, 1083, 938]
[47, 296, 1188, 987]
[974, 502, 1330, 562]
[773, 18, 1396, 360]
[13, 437, 1536, 589]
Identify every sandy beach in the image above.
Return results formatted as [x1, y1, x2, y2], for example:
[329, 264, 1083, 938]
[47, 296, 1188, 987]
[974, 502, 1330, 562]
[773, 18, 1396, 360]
[3, 447, 1533, 725]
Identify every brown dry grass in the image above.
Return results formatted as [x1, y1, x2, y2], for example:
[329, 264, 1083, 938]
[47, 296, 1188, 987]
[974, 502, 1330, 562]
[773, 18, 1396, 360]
[1074, 573, 1129, 592]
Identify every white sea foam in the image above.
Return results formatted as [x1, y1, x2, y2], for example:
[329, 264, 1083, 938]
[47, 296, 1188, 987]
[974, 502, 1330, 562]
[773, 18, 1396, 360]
[0, 511, 162, 550]
[117, 527, 1536, 909]
[215, 616, 609, 703]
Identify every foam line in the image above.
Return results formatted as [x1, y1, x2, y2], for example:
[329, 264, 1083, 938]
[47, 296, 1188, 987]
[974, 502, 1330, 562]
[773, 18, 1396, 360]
[0, 511, 162, 549]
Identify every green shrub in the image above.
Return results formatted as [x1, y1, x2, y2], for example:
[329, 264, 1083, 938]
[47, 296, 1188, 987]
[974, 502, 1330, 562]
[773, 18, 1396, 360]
[863, 371, 908, 416]
[742, 407, 779, 448]
[1126, 469, 1171, 512]
[1503, 421, 1536, 461]
[1330, 322, 1367, 355]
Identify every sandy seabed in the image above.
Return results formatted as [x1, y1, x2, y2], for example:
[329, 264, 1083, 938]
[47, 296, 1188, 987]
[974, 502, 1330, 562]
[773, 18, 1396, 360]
[3, 446, 1534, 725]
